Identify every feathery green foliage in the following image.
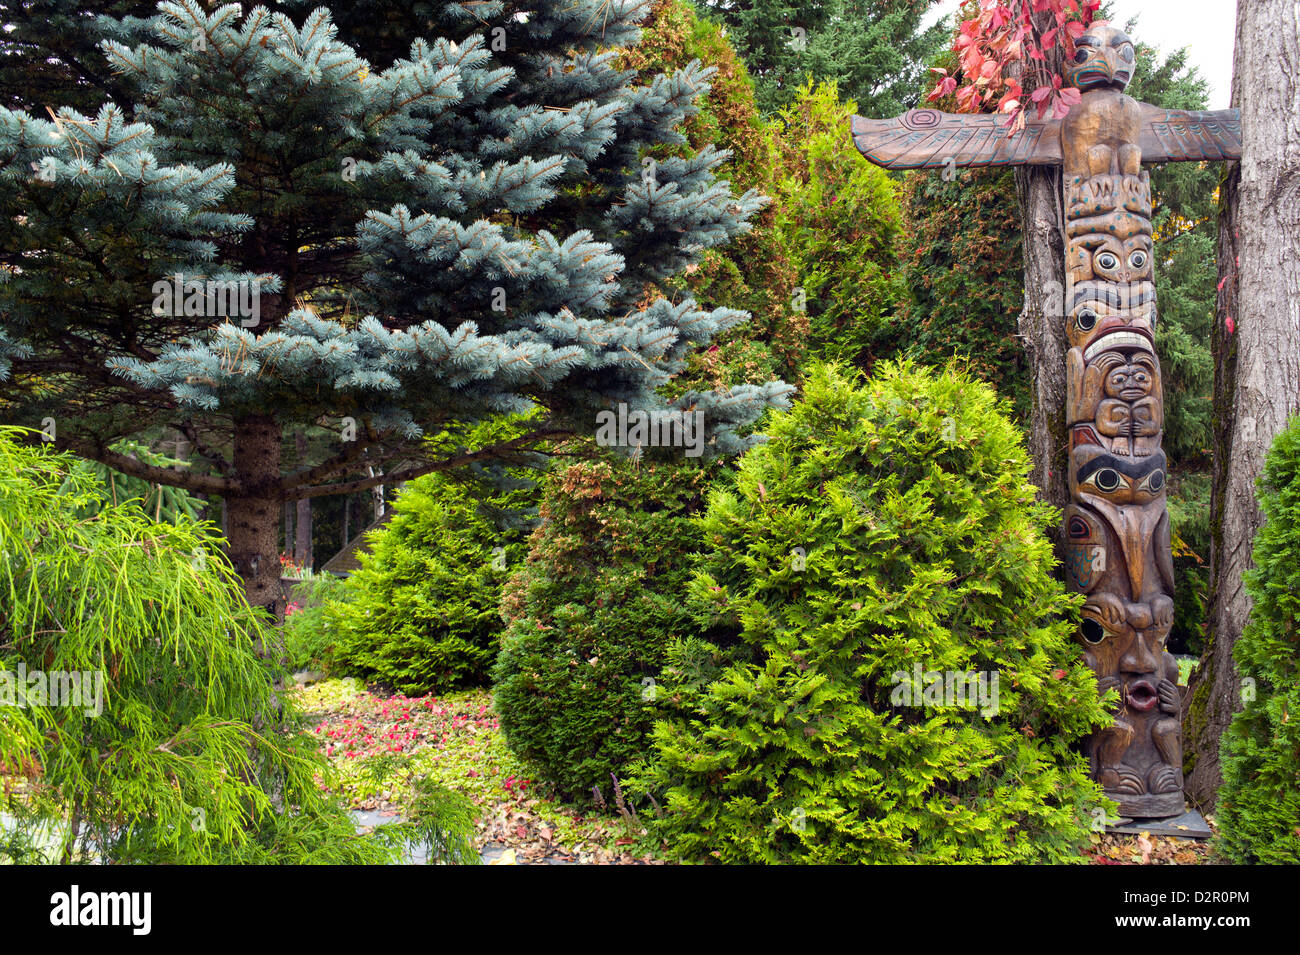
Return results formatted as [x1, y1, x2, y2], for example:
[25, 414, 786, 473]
[634, 364, 1111, 863]
[0, 427, 474, 863]
[1216, 417, 1300, 864]
[284, 573, 352, 673]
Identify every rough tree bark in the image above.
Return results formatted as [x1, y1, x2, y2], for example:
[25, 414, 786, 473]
[226, 414, 285, 621]
[294, 432, 312, 569]
[1013, 10, 1070, 544]
[1185, 0, 1300, 809]
[1015, 162, 1070, 538]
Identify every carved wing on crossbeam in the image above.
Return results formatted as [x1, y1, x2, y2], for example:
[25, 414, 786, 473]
[1139, 106, 1242, 163]
[849, 108, 1063, 170]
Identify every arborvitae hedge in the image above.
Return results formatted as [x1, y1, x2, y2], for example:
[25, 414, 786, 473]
[328, 472, 530, 695]
[493, 452, 710, 801]
[1216, 417, 1300, 864]
[635, 363, 1112, 863]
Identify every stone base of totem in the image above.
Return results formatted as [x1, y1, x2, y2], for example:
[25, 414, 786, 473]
[1105, 789, 1185, 819]
[1107, 808, 1212, 840]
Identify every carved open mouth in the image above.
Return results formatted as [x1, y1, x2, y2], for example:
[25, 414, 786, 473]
[1126, 678, 1159, 712]
[1084, 330, 1154, 362]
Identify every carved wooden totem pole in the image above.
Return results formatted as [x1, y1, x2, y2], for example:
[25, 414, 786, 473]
[849, 24, 1242, 817]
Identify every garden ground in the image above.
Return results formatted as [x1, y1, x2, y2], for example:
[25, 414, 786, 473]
[292, 678, 1218, 866]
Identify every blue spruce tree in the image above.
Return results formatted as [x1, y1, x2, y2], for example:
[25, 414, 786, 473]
[0, 0, 790, 612]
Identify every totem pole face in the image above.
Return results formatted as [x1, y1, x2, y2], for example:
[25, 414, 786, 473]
[1066, 25, 1137, 92]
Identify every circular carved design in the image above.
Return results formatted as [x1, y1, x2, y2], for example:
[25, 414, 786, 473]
[903, 109, 942, 130]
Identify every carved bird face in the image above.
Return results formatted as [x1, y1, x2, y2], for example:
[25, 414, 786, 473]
[1066, 24, 1137, 92]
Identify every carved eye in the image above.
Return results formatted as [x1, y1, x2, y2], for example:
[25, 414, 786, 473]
[1082, 619, 1106, 644]
[1095, 469, 1122, 492]
[1077, 307, 1098, 331]
[1129, 250, 1148, 270]
[1139, 470, 1166, 493]
[1096, 252, 1120, 271]
[1074, 48, 1091, 64]
[1081, 468, 1124, 494]
[1119, 45, 1135, 63]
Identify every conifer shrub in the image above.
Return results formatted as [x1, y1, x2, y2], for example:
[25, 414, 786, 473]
[635, 363, 1112, 863]
[328, 472, 531, 695]
[493, 452, 711, 800]
[1216, 416, 1300, 864]
[772, 82, 906, 368]
[0, 428, 472, 864]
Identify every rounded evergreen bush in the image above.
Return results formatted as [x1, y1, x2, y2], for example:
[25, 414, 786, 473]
[328, 472, 530, 695]
[635, 363, 1112, 863]
[1216, 416, 1300, 864]
[493, 453, 710, 801]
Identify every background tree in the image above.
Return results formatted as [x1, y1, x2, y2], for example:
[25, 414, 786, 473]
[0, 1, 790, 615]
[695, 0, 949, 117]
[1186, 0, 1300, 808]
[620, 0, 807, 384]
[773, 80, 906, 368]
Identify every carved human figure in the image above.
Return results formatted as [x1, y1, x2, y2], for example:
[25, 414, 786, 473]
[1095, 355, 1162, 456]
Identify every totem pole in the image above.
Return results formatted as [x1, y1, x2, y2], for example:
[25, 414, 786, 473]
[849, 23, 1242, 818]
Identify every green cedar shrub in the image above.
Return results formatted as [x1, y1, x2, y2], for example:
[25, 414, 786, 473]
[1216, 416, 1300, 864]
[772, 81, 907, 369]
[327, 471, 531, 695]
[493, 451, 711, 801]
[0, 428, 472, 864]
[635, 363, 1113, 863]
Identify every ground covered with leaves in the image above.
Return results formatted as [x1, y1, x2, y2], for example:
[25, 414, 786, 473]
[291, 679, 663, 865]
[1084, 824, 1219, 866]
[291, 677, 1219, 865]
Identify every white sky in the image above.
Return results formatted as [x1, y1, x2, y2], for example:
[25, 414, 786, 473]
[926, 0, 1237, 108]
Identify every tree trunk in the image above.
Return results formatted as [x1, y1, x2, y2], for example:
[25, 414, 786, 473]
[1185, 0, 1300, 809]
[226, 414, 284, 621]
[1011, 9, 1070, 544]
[1015, 162, 1070, 540]
[294, 498, 312, 569]
[283, 500, 293, 559]
[294, 432, 312, 569]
